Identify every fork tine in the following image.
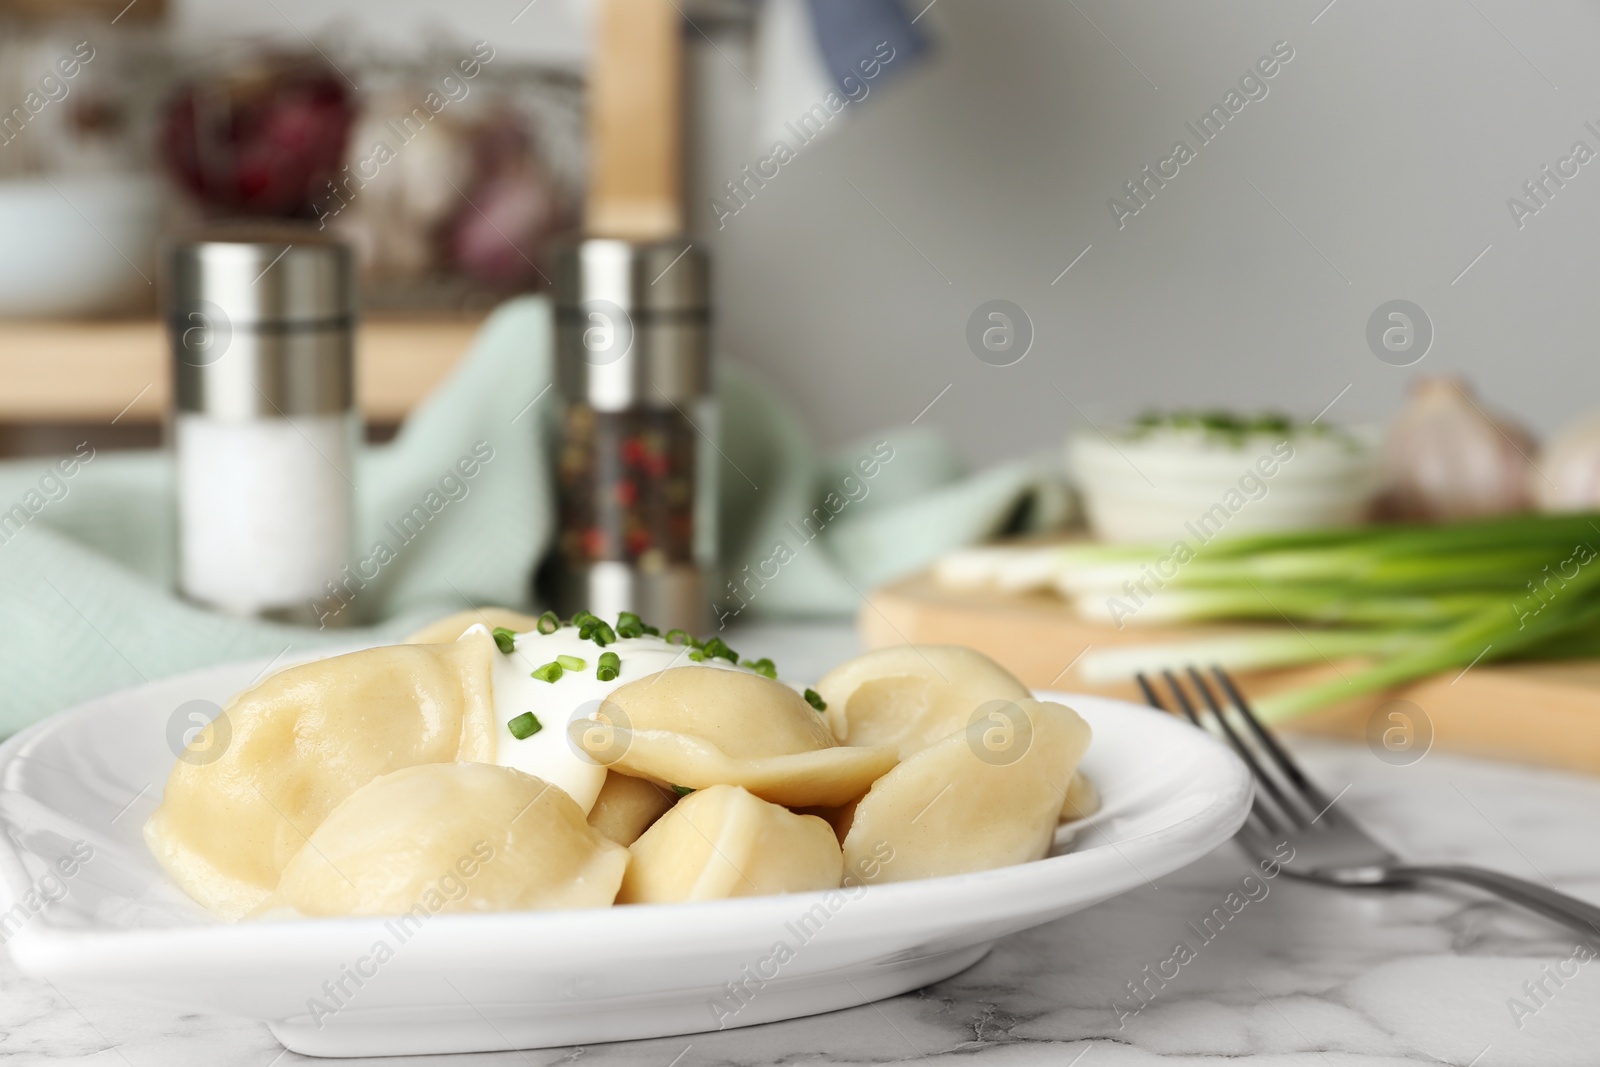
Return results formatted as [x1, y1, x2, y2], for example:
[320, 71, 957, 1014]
[1181, 668, 1310, 829]
[1211, 666, 1336, 816]
[1156, 670, 1202, 726]
[1139, 670, 1290, 838]
[1134, 672, 1165, 714]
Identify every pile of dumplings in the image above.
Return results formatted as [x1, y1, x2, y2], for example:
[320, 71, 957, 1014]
[144, 613, 1095, 921]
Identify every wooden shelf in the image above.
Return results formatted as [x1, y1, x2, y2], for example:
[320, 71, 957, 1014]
[0, 315, 485, 425]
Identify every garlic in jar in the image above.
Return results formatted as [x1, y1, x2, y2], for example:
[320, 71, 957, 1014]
[1533, 415, 1600, 511]
[1380, 377, 1536, 520]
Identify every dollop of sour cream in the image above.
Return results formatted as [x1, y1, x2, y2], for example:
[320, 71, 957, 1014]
[462, 625, 752, 814]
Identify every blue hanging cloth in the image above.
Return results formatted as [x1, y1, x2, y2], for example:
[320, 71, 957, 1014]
[802, 0, 929, 92]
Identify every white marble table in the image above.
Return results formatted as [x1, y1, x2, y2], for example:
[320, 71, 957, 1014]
[5, 623, 1600, 1065]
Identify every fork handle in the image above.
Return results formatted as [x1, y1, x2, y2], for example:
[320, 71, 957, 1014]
[1384, 865, 1600, 938]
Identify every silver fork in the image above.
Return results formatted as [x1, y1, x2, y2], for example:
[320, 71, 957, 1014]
[1139, 666, 1600, 937]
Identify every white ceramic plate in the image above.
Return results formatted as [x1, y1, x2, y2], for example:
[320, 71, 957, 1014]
[0, 659, 1250, 1058]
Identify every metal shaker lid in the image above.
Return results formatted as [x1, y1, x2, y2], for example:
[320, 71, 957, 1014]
[167, 228, 356, 419]
[554, 238, 708, 315]
[554, 238, 710, 411]
[168, 227, 356, 328]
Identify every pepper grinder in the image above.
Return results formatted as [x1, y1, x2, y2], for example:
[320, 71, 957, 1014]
[552, 240, 714, 631]
[548, 0, 715, 631]
[167, 231, 358, 626]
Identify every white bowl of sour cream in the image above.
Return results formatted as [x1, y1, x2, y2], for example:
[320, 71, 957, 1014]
[1070, 418, 1382, 544]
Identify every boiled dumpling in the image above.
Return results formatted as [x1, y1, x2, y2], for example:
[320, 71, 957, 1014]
[405, 607, 542, 644]
[1060, 770, 1100, 823]
[798, 801, 858, 843]
[587, 771, 677, 846]
[815, 645, 1032, 756]
[574, 667, 896, 808]
[619, 784, 842, 903]
[144, 633, 496, 919]
[842, 698, 1091, 883]
[273, 762, 628, 916]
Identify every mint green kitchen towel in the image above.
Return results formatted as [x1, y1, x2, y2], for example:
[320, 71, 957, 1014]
[0, 296, 1067, 731]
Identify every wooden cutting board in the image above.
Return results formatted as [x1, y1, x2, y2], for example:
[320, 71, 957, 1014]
[859, 571, 1600, 775]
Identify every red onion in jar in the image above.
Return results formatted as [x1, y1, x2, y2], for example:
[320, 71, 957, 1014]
[161, 54, 355, 219]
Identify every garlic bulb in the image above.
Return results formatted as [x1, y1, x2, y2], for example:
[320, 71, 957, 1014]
[1381, 377, 1536, 520]
[1534, 415, 1600, 511]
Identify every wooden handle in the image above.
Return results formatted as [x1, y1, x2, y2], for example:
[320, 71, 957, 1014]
[586, 0, 684, 239]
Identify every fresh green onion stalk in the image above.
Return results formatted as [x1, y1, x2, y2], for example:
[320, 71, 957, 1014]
[1058, 512, 1600, 719]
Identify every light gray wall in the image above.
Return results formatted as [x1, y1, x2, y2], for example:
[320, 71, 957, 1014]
[170, 0, 589, 65]
[179, 0, 1600, 466]
[699, 0, 1600, 465]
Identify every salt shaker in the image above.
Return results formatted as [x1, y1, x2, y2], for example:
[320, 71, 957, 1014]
[551, 238, 714, 631]
[167, 232, 357, 626]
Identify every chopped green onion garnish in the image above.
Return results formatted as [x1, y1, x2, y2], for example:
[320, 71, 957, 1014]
[507, 712, 542, 739]
[597, 651, 621, 681]
[591, 621, 618, 647]
[671, 785, 694, 797]
[532, 661, 564, 683]
[556, 654, 586, 671]
[571, 610, 598, 627]
[491, 627, 517, 654]
[642, 624, 661, 636]
[665, 628, 691, 646]
[536, 611, 561, 634]
[616, 611, 645, 638]
[804, 688, 827, 712]
[688, 648, 706, 662]
[741, 657, 777, 679]
[701, 637, 738, 663]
